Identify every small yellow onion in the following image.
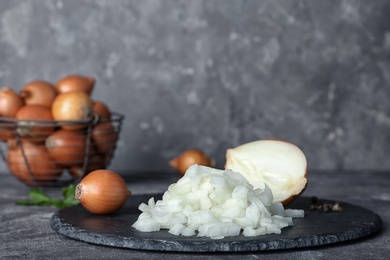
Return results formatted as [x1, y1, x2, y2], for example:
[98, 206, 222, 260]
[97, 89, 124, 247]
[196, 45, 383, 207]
[169, 149, 216, 175]
[75, 169, 131, 215]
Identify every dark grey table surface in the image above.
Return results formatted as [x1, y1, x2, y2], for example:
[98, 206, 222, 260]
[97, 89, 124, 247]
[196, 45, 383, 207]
[1, 170, 389, 260]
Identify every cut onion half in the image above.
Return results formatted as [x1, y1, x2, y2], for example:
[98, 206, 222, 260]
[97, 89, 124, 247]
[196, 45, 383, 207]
[225, 139, 307, 206]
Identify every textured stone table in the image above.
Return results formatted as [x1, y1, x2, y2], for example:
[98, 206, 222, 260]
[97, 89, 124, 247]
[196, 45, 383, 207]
[1, 170, 389, 259]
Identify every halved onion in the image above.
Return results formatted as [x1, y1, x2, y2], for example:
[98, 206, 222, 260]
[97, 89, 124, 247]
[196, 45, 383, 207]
[225, 139, 308, 205]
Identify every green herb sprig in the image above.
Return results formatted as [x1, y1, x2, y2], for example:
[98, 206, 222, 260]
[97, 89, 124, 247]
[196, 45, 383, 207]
[16, 185, 80, 209]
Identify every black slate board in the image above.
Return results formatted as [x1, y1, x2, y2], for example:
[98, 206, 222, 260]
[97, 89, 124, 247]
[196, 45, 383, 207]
[50, 194, 382, 252]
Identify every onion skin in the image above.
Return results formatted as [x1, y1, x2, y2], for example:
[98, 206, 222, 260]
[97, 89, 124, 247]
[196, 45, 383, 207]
[93, 100, 111, 121]
[0, 87, 24, 118]
[56, 75, 95, 95]
[19, 80, 58, 107]
[169, 149, 216, 175]
[51, 91, 94, 130]
[69, 152, 106, 179]
[45, 129, 89, 167]
[92, 122, 117, 156]
[15, 105, 56, 143]
[281, 163, 308, 206]
[75, 169, 131, 215]
[282, 188, 306, 206]
[7, 140, 63, 185]
[0, 124, 16, 141]
[0, 88, 25, 141]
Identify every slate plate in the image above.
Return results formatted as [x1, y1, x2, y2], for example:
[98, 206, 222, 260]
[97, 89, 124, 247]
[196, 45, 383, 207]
[50, 194, 382, 252]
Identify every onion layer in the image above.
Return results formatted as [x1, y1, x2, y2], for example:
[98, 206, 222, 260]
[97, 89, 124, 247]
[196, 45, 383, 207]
[225, 139, 308, 205]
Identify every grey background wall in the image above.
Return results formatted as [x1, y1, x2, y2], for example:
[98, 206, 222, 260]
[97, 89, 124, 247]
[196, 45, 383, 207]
[0, 0, 390, 175]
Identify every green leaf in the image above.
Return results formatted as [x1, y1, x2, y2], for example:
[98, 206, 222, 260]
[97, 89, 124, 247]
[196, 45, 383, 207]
[62, 199, 80, 208]
[16, 184, 80, 209]
[62, 184, 80, 208]
[62, 184, 77, 200]
[29, 189, 51, 204]
[50, 199, 65, 209]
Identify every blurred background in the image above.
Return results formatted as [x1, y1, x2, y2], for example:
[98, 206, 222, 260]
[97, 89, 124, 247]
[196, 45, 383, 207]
[0, 0, 389, 175]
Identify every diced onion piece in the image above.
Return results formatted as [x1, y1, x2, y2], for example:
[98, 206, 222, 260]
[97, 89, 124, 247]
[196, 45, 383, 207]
[169, 223, 185, 236]
[180, 227, 196, 236]
[132, 216, 160, 232]
[243, 226, 268, 237]
[262, 222, 282, 234]
[132, 165, 304, 239]
[203, 223, 241, 239]
[138, 203, 150, 212]
[284, 209, 305, 218]
[188, 210, 218, 226]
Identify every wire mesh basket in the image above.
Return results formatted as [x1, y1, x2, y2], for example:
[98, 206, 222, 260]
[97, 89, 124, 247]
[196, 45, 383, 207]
[0, 112, 124, 187]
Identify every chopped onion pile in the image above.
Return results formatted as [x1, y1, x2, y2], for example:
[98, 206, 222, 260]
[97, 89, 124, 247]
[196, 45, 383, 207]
[132, 165, 304, 239]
